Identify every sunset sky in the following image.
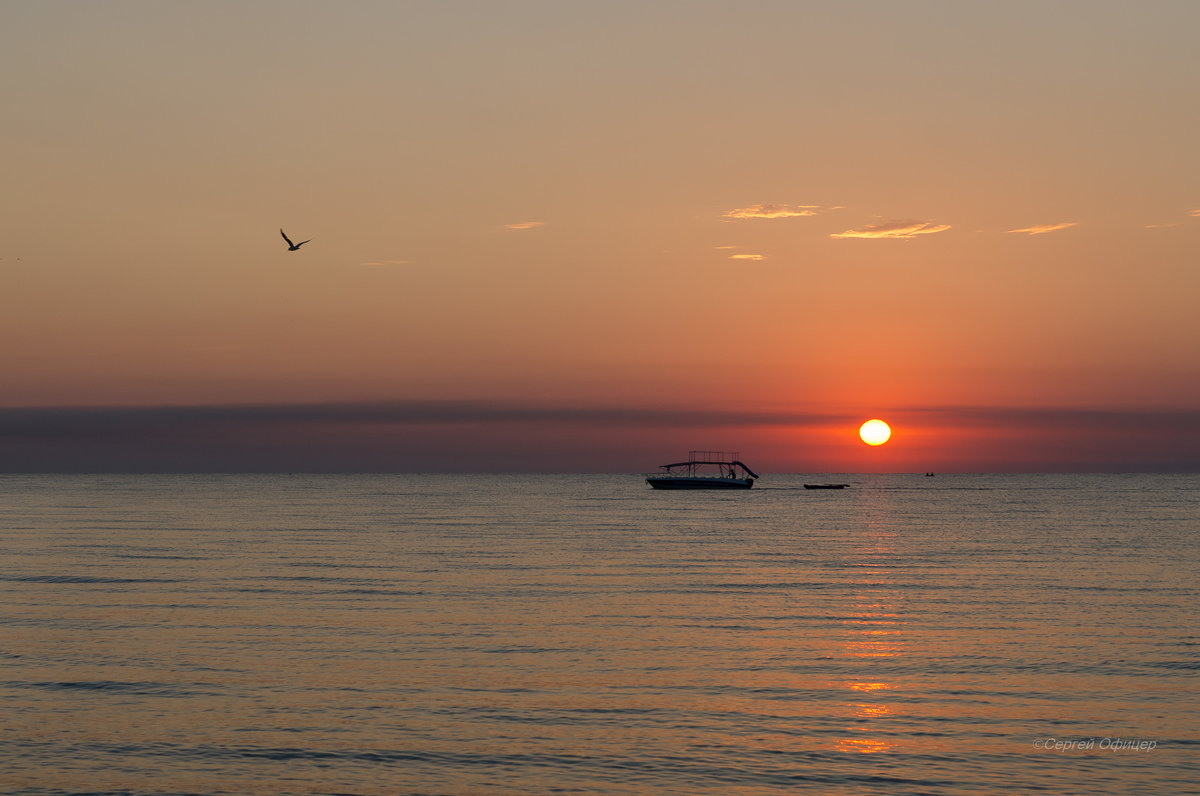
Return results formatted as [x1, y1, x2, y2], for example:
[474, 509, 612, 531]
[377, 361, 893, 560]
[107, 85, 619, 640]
[3, 1, 1198, 472]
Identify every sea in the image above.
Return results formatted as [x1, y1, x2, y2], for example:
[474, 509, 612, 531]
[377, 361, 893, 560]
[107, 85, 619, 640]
[2, 473, 1197, 795]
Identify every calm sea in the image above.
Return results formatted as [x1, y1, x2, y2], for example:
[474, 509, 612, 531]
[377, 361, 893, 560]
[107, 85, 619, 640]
[2, 473, 1197, 795]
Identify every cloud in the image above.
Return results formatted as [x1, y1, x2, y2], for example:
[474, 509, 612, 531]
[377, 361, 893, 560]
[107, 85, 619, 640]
[830, 220, 951, 239]
[1146, 209, 1200, 228]
[729, 254, 764, 261]
[1, 401, 1199, 472]
[0, 401, 811, 436]
[1006, 222, 1077, 236]
[722, 204, 823, 220]
[504, 221, 545, 230]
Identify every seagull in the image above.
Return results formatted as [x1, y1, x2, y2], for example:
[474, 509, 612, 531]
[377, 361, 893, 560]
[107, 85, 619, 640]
[280, 229, 311, 251]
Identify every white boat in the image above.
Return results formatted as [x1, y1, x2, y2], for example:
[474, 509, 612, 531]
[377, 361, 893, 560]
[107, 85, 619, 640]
[646, 451, 759, 489]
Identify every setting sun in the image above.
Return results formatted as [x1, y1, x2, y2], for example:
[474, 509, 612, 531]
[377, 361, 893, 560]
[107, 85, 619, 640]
[859, 419, 892, 446]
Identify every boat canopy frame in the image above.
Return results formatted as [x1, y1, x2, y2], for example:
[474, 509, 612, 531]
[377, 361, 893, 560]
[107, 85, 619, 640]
[655, 450, 760, 479]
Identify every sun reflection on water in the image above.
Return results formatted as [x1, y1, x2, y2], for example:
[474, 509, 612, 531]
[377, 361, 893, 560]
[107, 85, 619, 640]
[848, 681, 891, 693]
[836, 736, 896, 754]
[851, 701, 892, 719]
[836, 496, 906, 754]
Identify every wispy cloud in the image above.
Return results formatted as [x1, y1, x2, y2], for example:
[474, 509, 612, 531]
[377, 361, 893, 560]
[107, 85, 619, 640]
[1146, 209, 1199, 228]
[830, 220, 951, 240]
[729, 254, 764, 261]
[504, 221, 545, 230]
[1006, 222, 1077, 236]
[723, 204, 824, 220]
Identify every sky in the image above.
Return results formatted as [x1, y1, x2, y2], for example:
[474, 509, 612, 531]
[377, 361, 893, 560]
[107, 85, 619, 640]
[2, 0, 1199, 472]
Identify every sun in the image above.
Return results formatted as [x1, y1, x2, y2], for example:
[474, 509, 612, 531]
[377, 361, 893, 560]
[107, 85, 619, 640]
[859, 419, 892, 446]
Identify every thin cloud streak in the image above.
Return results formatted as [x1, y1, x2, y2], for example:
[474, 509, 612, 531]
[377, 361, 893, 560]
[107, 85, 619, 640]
[4, 402, 1197, 438]
[1006, 222, 1077, 235]
[723, 204, 825, 220]
[1147, 210, 1200, 228]
[0, 401, 848, 438]
[903, 405, 1200, 432]
[730, 254, 764, 261]
[831, 220, 951, 239]
[504, 221, 545, 230]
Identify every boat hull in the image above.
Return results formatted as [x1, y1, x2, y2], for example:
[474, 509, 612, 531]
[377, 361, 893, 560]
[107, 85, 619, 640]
[647, 477, 754, 490]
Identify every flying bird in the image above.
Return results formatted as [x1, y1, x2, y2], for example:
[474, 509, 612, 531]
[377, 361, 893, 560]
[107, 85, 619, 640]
[280, 229, 311, 251]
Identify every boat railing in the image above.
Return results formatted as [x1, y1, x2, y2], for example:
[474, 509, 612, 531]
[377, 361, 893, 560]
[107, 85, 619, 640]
[687, 450, 739, 464]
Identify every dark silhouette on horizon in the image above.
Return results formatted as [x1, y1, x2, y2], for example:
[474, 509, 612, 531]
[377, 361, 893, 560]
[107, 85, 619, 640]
[280, 229, 311, 251]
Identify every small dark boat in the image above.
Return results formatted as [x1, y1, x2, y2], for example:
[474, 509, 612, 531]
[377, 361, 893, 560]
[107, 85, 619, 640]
[647, 451, 758, 489]
[804, 483, 849, 490]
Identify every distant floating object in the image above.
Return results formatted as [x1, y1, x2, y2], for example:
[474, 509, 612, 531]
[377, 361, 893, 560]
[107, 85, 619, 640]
[804, 483, 849, 490]
[925, 472, 935, 477]
[280, 228, 311, 251]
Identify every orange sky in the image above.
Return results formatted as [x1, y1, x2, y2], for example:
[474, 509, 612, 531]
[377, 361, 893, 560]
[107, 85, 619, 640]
[2, 1, 1198, 471]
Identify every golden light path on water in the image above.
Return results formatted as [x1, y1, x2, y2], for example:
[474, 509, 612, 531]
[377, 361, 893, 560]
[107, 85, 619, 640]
[835, 492, 904, 755]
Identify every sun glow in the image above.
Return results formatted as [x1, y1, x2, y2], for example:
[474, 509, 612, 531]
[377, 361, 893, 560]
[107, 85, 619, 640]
[859, 419, 892, 446]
